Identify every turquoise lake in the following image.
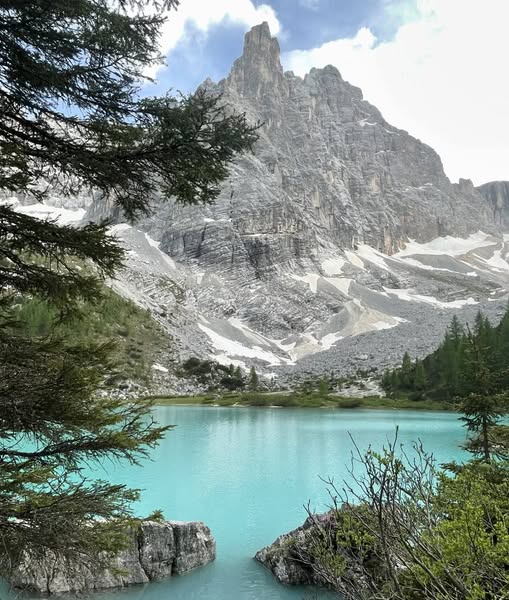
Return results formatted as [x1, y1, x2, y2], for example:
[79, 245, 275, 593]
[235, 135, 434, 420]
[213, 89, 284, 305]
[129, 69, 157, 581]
[89, 406, 465, 600]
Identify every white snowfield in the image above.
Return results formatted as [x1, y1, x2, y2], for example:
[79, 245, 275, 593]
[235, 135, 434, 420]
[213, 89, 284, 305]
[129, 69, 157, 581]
[395, 231, 496, 257]
[383, 288, 478, 309]
[197, 323, 289, 366]
[13, 202, 86, 225]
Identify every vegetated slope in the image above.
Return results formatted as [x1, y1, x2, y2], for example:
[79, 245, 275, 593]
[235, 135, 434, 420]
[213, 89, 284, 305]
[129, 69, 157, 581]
[9, 288, 169, 393]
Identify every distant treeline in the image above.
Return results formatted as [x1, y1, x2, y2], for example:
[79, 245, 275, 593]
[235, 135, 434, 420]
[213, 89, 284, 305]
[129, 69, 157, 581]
[382, 305, 509, 400]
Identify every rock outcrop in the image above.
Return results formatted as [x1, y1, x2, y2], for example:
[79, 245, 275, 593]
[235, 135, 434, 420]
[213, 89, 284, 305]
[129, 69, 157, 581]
[255, 514, 324, 586]
[477, 181, 509, 228]
[9, 520, 216, 594]
[255, 510, 371, 594]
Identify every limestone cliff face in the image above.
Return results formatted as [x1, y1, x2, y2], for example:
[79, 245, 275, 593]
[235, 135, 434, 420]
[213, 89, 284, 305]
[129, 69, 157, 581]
[477, 181, 509, 228]
[9, 520, 216, 594]
[78, 24, 508, 373]
[154, 22, 495, 280]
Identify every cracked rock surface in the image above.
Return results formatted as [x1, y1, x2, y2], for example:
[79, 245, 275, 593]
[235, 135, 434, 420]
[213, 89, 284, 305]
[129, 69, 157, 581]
[9, 520, 216, 594]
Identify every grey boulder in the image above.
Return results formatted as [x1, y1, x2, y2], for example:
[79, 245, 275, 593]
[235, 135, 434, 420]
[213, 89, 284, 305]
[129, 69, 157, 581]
[9, 520, 216, 594]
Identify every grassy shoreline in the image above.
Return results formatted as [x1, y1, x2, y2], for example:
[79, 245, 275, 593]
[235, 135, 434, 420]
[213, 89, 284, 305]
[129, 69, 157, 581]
[146, 392, 453, 411]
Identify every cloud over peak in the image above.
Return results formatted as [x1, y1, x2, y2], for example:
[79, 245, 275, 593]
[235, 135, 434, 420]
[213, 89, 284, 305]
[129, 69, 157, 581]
[282, 0, 509, 184]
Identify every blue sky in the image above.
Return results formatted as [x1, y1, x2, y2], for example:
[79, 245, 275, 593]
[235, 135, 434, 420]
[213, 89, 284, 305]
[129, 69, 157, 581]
[144, 0, 509, 185]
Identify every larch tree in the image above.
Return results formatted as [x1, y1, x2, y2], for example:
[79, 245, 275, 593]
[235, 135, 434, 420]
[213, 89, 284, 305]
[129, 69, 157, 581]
[0, 0, 257, 575]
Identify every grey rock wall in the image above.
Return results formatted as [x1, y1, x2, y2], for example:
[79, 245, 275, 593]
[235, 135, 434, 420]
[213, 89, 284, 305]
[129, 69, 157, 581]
[9, 520, 215, 595]
[477, 180, 509, 228]
[153, 22, 496, 279]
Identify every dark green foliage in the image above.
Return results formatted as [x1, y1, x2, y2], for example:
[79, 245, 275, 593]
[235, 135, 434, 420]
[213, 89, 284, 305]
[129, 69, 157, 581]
[0, 0, 257, 576]
[456, 326, 509, 462]
[458, 394, 509, 462]
[179, 356, 246, 390]
[318, 378, 330, 395]
[382, 307, 509, 401]
[303, 435, 509, 600]
[11, 290, 165, 381]
[0, 0, 257, 220]
[0, 312, 170, 572]
[220, 366, 245, 391]
[248, 366, 259, 391]
[180, 357, 219, 383]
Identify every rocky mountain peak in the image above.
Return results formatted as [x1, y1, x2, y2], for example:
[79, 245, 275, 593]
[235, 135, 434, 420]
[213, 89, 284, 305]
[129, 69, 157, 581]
[81, 24, 508, 379]
[244, 21, 280, 58]
[225, 22, 285, 98]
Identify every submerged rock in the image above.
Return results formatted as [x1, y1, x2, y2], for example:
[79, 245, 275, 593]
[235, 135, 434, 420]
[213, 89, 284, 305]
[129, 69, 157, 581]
[9, 520, 215, 594]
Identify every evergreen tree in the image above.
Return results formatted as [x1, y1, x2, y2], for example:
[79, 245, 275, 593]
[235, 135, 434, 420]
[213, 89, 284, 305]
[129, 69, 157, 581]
[400, 352, 413, 389]
[234, 366, 244, 384]
[248, 366, 259, 391]
[390, 370, 400, 393]
[437, 333, 461, 398]
[413, 360, 427, 391]
[496, 306, 509, 387]
[381, 370, 391, 392]
[382, 307, 509, 401]
[448, 314, 464, 348]
[0, 0, 256, 575]
[459, 329, 509, 462]
[318, 378, 330, 395]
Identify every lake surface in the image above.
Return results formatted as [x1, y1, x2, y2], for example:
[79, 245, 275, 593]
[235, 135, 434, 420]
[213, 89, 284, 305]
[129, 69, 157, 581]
[89, 407, 465, 600]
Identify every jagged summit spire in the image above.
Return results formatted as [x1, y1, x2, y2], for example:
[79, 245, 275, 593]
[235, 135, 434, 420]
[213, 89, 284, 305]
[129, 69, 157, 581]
[243, 22, 280, 60]
[225, 22, 285, 98]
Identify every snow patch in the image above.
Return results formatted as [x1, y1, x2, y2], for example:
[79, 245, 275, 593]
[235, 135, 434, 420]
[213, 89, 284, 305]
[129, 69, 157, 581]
[344, 250, 365, 269]
[152, 363, 168, 373]
[109, 223, 132, 234]
[397, 232, 495, 258]
[385, 287, 478, 308]
[476, 250, 509, 271]
[373, 320, 396, 331]
[356, 245, 392, 271]
[324, 277, 351, 295]
[321, 257, 345, 276]
[198, 324, 284, 365]
[211, 354, 247, 369]
[320, 332, 344, 350]
[16, 203, 86, 225]
[399, 257, 461, 274]
[144, 233, 161, 249]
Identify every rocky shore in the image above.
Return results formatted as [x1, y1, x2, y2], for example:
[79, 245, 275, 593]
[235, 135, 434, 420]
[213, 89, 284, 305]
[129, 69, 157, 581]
[10, 520, 216, 594]
[255, 510, 372, 595]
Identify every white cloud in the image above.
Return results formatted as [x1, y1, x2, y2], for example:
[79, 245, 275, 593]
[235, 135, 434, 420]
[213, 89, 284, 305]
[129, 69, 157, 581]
[283, 0, 509, 185]
[147, 1, 280, 79]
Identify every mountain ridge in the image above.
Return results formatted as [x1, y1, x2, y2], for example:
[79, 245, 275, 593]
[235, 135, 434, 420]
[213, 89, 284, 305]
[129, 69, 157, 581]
[7, 23, 509, 384]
